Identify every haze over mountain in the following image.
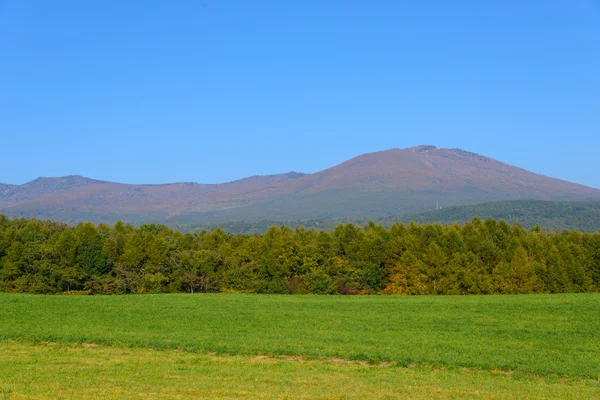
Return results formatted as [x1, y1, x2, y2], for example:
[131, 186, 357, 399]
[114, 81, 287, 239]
[1, 146, 599, 225]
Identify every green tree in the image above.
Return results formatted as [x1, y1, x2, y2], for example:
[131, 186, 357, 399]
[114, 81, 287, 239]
[510, 246, 537, 294]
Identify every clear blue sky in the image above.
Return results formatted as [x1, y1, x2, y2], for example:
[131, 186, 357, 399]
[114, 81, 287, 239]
[1, 1, 599, 187]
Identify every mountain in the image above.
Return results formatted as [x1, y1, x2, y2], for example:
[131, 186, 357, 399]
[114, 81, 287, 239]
[167, 145, 600, 224]
[0, 176, 107, 202]
[0, 172, 307, 223]
[1, 146, 599, 225]
[273, 145, 597, 199]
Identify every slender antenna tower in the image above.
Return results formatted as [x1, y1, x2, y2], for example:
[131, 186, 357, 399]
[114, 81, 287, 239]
[436, 199, 439, 210]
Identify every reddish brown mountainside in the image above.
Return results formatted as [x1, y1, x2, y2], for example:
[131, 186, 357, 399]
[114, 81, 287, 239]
[0, 172, 306, 218]
[1, 146, 598, 224]
[261, 145, 597, 198]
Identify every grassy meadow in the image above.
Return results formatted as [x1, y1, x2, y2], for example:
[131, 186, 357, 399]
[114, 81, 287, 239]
[0, 293, 599, 399]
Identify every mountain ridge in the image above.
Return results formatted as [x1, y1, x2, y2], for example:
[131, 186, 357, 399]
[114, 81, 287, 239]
[1, 146, 599, 224]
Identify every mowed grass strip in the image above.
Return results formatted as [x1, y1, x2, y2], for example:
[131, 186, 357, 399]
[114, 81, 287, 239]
[0, 293, 598, 379]
[0, 341, 597, 400]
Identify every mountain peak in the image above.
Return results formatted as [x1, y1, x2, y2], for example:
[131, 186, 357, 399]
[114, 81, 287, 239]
[408, 145, 438, 153]
[26, 175, 103, 184]
[1, 175, 107, 203]
[23, 175, 108, 191]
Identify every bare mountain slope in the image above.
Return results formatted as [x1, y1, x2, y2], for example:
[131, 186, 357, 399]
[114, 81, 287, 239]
[0, 172, 306, 222]
[256, 145, 597, 198]
[1, 146, 598, 224]
[0, 176, 107, 202]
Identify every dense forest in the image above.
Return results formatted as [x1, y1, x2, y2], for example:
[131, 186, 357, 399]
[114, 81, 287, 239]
[0, 214, 599, 295]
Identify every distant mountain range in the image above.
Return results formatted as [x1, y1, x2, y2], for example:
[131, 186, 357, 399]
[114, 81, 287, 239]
[1, 145, 599, 226]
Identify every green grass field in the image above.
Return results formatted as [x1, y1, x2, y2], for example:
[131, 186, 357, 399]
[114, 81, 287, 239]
[0, 293, 599, 399]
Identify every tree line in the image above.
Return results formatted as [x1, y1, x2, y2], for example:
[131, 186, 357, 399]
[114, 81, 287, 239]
[0, 214, 599, 295]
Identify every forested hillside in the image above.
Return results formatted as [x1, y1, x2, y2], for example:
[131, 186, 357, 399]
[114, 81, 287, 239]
[1, 214, 598, 295]
[172, 200, 600, 234]
[398, 200, 600, 232]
